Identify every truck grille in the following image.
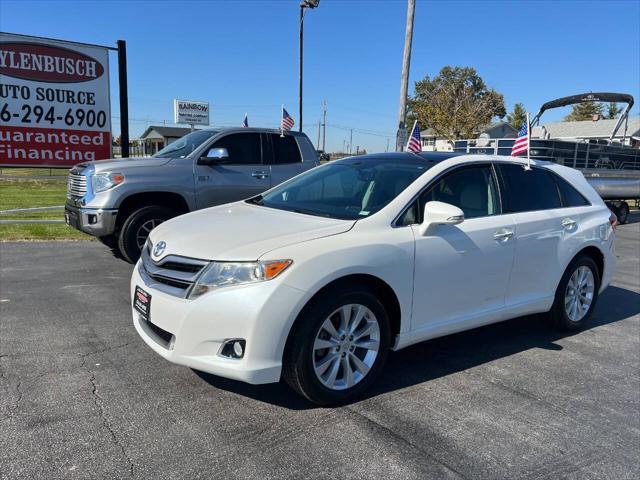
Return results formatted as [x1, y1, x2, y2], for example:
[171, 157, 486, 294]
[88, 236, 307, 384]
[139, 245, 208, 298]
[67, 173, 87, 198]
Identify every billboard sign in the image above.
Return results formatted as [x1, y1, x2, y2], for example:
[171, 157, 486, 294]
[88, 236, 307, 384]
[0, 32, 112, 167]
[174, 99, 209, 126]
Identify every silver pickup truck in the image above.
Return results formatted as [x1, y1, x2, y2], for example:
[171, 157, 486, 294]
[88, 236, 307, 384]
[65, 128, 319, 262]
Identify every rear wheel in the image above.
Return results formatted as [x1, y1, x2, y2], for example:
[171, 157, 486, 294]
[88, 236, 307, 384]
[549, 254, 600, 331]
[283, 289, 391, 406]
[617, 202, 630, 225]
[117, 206, 175, 263]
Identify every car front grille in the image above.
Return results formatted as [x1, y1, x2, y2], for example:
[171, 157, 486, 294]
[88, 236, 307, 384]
[139, 245, 208, 298]
[67, 172, 87, 198]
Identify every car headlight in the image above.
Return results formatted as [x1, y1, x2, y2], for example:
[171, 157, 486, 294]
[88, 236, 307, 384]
[188, 259, 292, 299]
[92, 172, 125, 193]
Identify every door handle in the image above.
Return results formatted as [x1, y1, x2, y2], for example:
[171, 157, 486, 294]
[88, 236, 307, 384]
[562, 218, 577, 229]
[493, 229, 514, 242]
[252, 171, 269, 179]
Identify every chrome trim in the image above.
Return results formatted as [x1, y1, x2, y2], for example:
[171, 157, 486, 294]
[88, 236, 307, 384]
[139, 246, 208, 298]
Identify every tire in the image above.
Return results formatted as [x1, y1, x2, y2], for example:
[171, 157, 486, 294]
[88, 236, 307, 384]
[617, 202, 629, 225]
[117, 206, 175, 264]
[549, 254, 600, 331]
[283, 288, 391, 406]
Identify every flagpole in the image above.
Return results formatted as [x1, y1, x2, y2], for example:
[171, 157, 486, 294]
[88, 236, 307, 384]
[525, 111, 531, 170]
[281, 105, 284, 137]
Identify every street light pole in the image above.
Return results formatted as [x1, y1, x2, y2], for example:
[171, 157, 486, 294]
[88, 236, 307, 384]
[396, 0, 416, 151]
[298, 0, 320, 133]
[298, 5, 304, 132]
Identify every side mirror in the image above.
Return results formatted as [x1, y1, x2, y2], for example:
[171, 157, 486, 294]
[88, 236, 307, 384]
[418, 201, 464, 236]
[198, 147, 229, 165]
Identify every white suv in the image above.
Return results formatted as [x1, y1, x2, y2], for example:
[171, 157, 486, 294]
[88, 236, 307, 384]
[131, 153, 616, 405]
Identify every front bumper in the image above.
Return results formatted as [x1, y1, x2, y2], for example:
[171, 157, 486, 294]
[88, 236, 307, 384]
[130, 263, 308, 384]
[64, 204, 118, 237]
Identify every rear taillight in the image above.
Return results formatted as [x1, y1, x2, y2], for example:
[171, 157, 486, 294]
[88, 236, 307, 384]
[609, 211, 618, 232]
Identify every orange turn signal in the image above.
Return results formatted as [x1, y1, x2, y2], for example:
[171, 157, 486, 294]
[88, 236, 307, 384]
[262, 259, 293, 280]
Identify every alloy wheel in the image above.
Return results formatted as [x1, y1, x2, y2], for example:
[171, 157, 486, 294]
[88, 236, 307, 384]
[312, 303, 380, 391]
[564, 265, 595, 322]
[136, 219, 161, 250]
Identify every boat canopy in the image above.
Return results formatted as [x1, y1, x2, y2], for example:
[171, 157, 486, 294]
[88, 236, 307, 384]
[531, 92, 635, 142]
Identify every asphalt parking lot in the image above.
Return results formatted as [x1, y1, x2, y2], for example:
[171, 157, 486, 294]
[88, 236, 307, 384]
[1, 217, 639, 480]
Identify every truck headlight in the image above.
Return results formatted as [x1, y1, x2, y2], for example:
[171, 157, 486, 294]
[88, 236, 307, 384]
[92, 172, 125, 193]
[188, 259, 292, 299]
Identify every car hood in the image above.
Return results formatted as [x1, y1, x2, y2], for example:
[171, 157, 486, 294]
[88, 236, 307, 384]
[148, 202, 356, 261]
[82, 157, 172, 172]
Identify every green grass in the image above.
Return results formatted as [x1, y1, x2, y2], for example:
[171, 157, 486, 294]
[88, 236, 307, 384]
[0, 178, 67, 210]
[0, 177, 91, 241]
[0, 224, 91, 241]
[0, 167, 68, 177]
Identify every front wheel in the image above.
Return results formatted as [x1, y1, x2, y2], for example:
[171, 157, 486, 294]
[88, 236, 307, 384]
[549, 255, 600, 331]
[283, 289, 391, 406]
[117, 206, 175, 264]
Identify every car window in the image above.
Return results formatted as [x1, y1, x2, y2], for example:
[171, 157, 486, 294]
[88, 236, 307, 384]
[420, 165, 500, 220]
[499, 164, 561, 212]
[254, 156, 433, 220]
[553, 173, 590, 207]
[267, 134, 302, 165]
[210, 133, 261, 165]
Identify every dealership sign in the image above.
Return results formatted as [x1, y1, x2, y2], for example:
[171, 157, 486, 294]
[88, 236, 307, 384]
[174, 99, 209, 126]
[0, 33, 112, 167]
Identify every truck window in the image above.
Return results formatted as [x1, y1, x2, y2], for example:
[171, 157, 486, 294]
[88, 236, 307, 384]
[210, 133, 262, 165]
[267, 134, 303, 165]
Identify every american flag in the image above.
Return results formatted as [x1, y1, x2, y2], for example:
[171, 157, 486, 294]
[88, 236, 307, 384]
[281, 107, 294, 132]
[511, 119, 530, 156]
[406, 121, 422, 153]
[241, 113, 248, 128]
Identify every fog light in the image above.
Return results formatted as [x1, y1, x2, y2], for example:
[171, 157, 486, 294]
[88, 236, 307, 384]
[219, 339, 246, 359]
[88, 214, 97, 224]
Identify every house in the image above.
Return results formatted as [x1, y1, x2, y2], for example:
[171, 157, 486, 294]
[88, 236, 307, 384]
[137, 125, 193, 155]
[419, 128, 453, 152]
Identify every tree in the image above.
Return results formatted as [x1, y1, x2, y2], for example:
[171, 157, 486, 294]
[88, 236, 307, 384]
[506, 103, 527, 129]
[564, 102, 604, 121]
[407, 66, 506, 140]
[606, 102, 622, 119]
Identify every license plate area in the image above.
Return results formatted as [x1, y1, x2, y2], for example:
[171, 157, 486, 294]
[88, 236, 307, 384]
[133, 286, 151, 322]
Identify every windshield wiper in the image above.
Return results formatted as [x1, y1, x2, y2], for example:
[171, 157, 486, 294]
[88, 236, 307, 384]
[247, 195, 263, 205]
[291, 208, 334, 218]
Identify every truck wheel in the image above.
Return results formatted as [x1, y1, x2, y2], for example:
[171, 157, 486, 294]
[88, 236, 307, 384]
[282, 288, 391, 406]
[117, 206, 175, 264]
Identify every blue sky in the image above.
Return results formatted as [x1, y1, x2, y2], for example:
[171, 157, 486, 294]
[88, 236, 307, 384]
[2, 0, 639, 152]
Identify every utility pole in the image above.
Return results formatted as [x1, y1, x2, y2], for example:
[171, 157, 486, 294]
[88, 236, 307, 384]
[342, 139, 346, 152]
[316, 119, 321, 150]
[321, 100, 327, 152]
[349, 129, 353, 155]
[396, 0, 415, 152]
[386, 137, 390, 152]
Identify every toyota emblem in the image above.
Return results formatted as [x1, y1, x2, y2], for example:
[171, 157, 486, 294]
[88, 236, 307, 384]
[153, 241, 166, 258]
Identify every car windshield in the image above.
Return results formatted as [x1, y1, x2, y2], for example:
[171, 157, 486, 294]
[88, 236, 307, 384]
[152, 130, 218, 159]
[250, 156, 435, 220]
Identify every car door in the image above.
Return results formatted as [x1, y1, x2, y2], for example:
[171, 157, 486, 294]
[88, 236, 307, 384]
[264, 133, 308, 188]
[409, 164, 517, 331]
[194, 132, 270, 209]
[496, 163, 569, 307]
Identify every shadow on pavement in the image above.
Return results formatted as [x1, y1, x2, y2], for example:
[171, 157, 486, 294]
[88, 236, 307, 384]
[194, 285, 640, 410]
